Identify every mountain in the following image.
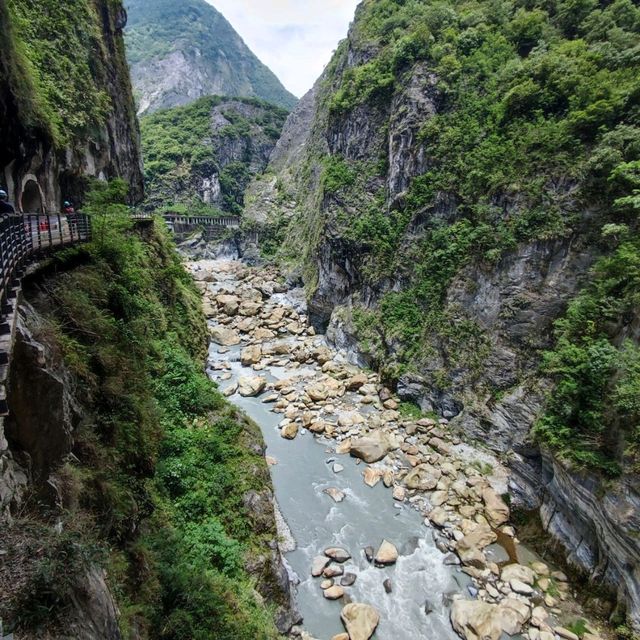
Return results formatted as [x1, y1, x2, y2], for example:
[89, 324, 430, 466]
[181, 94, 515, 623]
[246, 0, 640, 626]
[124, 0, 298, 114]
[141, 96, 288, 213]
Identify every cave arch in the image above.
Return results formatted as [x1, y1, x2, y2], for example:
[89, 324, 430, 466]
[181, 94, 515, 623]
[20, 178, 44, 213]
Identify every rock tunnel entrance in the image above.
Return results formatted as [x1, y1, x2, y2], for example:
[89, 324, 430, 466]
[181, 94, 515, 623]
[21, 179, 44, 213]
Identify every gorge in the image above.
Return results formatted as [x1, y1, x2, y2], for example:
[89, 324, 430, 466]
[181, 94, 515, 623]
[0, 0, 639, 639]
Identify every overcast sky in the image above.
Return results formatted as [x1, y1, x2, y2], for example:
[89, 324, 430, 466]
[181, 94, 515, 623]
[208, 0, 360, 97]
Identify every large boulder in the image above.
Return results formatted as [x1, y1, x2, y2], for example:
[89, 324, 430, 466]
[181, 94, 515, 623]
[325, 547, 351, 563]
[216, 294, 240, 316]
[501, 563, 535, 586]
[482, 487, 510, 527]
[281, 423, 299, 440]
[498, 598, 531, 636]
[340, 603, 380, 640]
[238, 376, 267, 397]
[324, 585, 345, 600]
[456, 524, 497, 553]
[456, 525, 497, 568]
[307, 379, 342, 402]
[241, 344, 262, 366]
[239, 301, 262, 317]
[312, 556, 331, 577]
[346, 373, 368, 391]
[404, 464, 438, 491]
[374, 540, 399, 566]
[350, 431, 396, 463]
[450, 600, 502, 640]
[210, 326, 241, 346]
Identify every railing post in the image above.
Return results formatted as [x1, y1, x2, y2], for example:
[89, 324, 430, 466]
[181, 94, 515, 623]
[46, 214, 53, 249]
[57, 213, 63, 247]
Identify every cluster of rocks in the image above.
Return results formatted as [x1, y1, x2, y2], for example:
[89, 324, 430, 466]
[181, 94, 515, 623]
[191, 260, 606, 640]
[310, 541, 398, 605]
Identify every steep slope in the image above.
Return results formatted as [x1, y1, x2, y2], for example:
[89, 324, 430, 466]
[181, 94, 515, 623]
[247, 0, 640, 627]
[125, 0, 298, 114]
[0, 206, 291, 639]
[0, 0, 143, 209]
[141, 96, 288, 213]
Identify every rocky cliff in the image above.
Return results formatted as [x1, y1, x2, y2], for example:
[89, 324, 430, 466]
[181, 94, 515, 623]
[0, 0, 143, 211]
[248, 0, 640, 628]
[141, 95, 288, 214]
[125, 0, 297, 114]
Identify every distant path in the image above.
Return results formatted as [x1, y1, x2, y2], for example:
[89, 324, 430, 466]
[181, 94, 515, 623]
[132, 213, 240, 229]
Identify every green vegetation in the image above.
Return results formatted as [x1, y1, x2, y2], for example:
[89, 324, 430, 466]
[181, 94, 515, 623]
[125, 0, 297, 111]
[140, 96, 288, 213]
[567, 619, 589, 636]
[4, 0, 129, 147]
[322, 156, 357, 195]
[4, 181, 281, 638]
[307, 0, 640, 471]
[398, 401, 424, 420]
[535, 230, 640, 474]
[470, 460, 495, 476]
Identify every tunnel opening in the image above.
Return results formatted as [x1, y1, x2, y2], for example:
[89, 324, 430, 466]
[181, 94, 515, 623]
[21, 179, 44, 213]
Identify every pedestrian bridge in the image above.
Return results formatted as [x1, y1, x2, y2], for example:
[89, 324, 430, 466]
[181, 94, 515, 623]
[132, 213, 241, 230]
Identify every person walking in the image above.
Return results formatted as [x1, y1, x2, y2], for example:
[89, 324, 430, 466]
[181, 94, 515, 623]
[63, 200, 78, 238]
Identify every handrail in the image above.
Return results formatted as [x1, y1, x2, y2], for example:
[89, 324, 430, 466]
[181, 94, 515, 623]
[131, 213, 240, 228]
[0, 213, 92, 326]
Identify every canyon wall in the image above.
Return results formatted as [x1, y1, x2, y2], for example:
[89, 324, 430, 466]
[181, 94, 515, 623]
[0, 0, 143, 212]
[247, 0, 640, 626]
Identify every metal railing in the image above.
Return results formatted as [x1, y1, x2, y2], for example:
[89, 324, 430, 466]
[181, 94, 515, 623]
[164, 215, 240, 228]
[130, 213, 240, 228]
[0, 213, 92, 327]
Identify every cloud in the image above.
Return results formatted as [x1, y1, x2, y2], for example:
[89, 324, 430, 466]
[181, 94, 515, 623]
[207, 0, 360, 97]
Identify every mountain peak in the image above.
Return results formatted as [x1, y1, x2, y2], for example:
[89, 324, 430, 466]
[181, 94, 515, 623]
[125, 0, 297, 114]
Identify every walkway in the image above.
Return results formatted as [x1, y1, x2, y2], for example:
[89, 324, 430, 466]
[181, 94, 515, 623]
[132, 213, 241, 229]
[0, 213, 92, 415]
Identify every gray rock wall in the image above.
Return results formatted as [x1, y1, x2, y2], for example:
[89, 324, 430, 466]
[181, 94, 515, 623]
[249, 13, 640, 626]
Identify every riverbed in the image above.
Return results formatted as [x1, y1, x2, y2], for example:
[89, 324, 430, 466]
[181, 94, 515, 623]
[191, 257, 603, 640]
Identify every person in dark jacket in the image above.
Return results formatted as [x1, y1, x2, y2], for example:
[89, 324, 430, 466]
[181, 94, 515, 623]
[0, 190, 15, 216]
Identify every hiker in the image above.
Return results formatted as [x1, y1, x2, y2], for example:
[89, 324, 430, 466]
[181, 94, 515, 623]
[0, 189, 15, 216]
[63, 200, 78, 238]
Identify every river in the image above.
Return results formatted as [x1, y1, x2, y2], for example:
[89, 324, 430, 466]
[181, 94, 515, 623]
[190, 257, 593, 640]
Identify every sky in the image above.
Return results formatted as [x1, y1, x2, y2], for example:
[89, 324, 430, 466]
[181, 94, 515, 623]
[207, 0, 361, 97]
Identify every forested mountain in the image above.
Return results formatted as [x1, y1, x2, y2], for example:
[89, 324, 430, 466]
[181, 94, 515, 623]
[140, 96, 288, 214]
[246, 0, 640, 624]
[125, 0, 298, 114]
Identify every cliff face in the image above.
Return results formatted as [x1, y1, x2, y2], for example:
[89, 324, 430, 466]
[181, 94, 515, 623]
[0, 0, 143, 211]
[250, 0, 640, 625]
[125, 0, 297, 114]
[141, 96, 288, 214]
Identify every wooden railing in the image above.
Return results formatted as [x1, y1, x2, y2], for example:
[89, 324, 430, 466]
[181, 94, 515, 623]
[165, 215, 240, 228]
[0, 213, 91, 323]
